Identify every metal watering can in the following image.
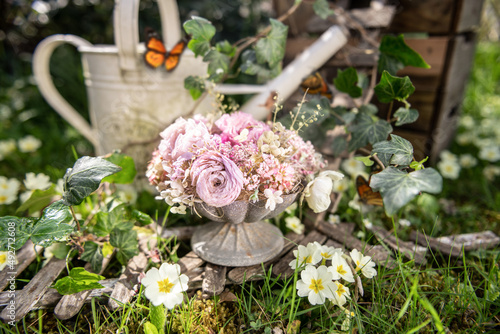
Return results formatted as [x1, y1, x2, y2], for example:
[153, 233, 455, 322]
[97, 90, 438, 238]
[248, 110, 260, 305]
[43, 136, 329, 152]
[32, 0, 209, 186]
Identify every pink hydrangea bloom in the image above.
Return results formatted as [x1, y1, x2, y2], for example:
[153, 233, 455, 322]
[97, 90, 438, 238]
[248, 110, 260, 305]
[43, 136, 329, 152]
[190, 151, 244, 207]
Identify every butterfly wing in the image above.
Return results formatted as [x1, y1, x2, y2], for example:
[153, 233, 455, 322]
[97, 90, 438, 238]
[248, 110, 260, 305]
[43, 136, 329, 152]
[300, 72, 333, 99]
[356, 175, 383, 206]
[165, 39, 188, 72]
[144, 30, 167, 68]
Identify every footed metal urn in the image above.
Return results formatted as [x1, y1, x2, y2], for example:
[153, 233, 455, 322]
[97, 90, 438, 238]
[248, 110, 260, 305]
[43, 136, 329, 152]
[191, 193, 298, 267]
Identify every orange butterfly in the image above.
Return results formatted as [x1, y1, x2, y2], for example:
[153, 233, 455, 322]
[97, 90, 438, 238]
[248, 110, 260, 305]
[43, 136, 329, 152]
[356, 175, 383, 207]
[144, 29, 189, 71]
[300, 72, 333, 100]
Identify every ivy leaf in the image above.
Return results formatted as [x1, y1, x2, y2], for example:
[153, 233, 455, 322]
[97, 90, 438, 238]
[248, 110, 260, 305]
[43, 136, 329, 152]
[255, 19, 288, 68]
[30, 200, 74, 247]
[53, 267, 104, 295]
[203, 49, 230, 82]
[62, 156, 121, 206]
[372, 134, 414, 166]
[374, 71, 415, 104]
[81, 241, 103, 273]
[240, 50, 275, 83]
[102, 153, 137, 184]
[394, 107, 419, 126]
[378, 53, 405, 75]
[183, 16, 215, 57]
[110, 228, 139, 265]
[0, 216, 36, 251]
[334, 67, 362, 98]
[379, 34, 430, 69]
[331, 136, 348, 156]
[410, 157, 428, 171]
[131, 209, 154, 226]
[370, 167, 443, 216]
[355, 156, 374, 167]
[313, 0, 335, 19]
[16, 184, 58, 215]
[216, 40, 236, 57]
[347, 113, 392, 151]
[184, 75, 206, 100]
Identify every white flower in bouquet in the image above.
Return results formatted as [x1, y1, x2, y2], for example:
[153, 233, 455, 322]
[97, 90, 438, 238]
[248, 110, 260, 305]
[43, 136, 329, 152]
[303, 171, 344, 213]
[141, 263, 189, 309]
[18, 135, 42, 153]
[296, 265, 337, 305]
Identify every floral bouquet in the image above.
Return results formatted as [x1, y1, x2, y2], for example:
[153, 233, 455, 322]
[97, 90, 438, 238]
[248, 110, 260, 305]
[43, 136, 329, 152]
[146, 111, 343, 214]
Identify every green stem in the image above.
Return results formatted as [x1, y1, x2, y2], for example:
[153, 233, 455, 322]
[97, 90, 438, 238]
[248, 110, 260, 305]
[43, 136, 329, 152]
[69, 206, 80, 231]
[387, 101, 394, 122]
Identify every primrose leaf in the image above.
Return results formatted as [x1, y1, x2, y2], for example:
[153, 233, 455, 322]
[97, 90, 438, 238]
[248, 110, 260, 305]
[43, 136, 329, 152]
[372, 135, 414, 166]
[374, 71, 415, 103]
[110, 228, 139, 265]
[102, 153, 137, 184]
[379, 34, 430, 69]
[334, 67, 362, 98]
[184, 75, 206, 100]
[81, 241, 104, 273]
[144, 322, 159, 334]
[370, 167, 443, 216]
[62, 156, 121, 206]
[0, 216, 36, 251]
[394, 107, 419, 126]
[255, 19, 288, 68]
[16, 184, 58, 215]
[313, 0, 335, 19]
[203, 49, 230, 82]
[183, 16, 215, 57]
[347, 113, 392, 151]
[53, 267, 104, 295]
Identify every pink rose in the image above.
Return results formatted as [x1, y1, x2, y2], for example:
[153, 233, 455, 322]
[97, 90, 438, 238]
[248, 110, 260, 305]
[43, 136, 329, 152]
[158, 116, 210, 163]
[215, 112, 264, 139]
[191, 152, 244, 207]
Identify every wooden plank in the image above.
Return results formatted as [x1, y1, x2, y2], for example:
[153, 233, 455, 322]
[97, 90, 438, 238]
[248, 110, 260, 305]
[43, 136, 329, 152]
[227, 232, 305, 284]
[272, 230, 328, 278]
[161, 226, 196, 241]
[54, 253, 113, 320]
[0, 257, 67, 322]
[454, 0, 485, 33]
[108, 252, 148, 310]
[436, 231, 500, 252]
[388, 0, 455, 34]
[409, 230, 462, 257]
[201, 264, 227, 298]
[370, 226, 428, 265]
[178, 251, 205, 273]
[0, 241, 43, 291]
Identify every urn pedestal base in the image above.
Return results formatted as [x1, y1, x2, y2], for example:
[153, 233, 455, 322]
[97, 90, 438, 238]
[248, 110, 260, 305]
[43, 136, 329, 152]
[191, 221, 284, 267]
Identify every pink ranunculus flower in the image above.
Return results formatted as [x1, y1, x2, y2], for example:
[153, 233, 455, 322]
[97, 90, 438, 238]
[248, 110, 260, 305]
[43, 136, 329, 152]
[158, 116, 210, 163]
[191, 152, 244, 207]
[215, 111, 263, 139]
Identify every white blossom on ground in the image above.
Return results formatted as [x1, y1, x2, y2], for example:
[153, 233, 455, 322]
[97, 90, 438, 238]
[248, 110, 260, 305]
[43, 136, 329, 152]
[439, 150, 458, 162]
[18, 135, 42, 153]
[331, 281, 350, 306]
[459, 115, 475, 129]
[362, 218, 373, 229]
[341, 157, 366, 178]
[350, 249, 377, 279]
[0, 176, 21, 205]
[0, 139, 16, 160]
[478, 146, 500, 162]
[456, 133, 474, 146]
[141, 263, 189, 309]
[328, 214, 340, 224]
[289, 243, 322, 270]
[117, 184, 138, 204]
[285, 216, 304, 234]
[333, 177, 350, 193]
[437, 159, 461, 179]
[285, 202, 298, 214]
[296, 265, 337, 305]
[483, 165, 500, 181]
[459, 154, 478, 168]
[399, 218, 411, 227]
[55, 179, 64, 194]
[24, 172, 52, 191]
[313, 241, 341, 262]
[264, 188, 283, 211]
[328, 252, 354, 282]
[0, 251, 17, 271]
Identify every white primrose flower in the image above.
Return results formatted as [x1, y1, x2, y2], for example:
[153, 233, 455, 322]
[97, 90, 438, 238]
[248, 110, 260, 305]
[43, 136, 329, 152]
[328, 214, 340, 224]
[303, 171, 343, 213]
[141, 263, 189, 309]
[350, 249, 377, 279]
[437, 159, 461, 179]
[0, 177, 21, 205]
[459, 154, 478, 168]
[285, 202, 298, 214]
[313, 241, 341, 262]
[296, 265, 337, 305]
[289, 243, 322, 270]
[455, 132, 474, 146]
[362, 218, 373, 230]
[117, 184, 138, 204]
[264, 188, 283, 211]
[459, 115, 475, 129]
[24, 172, 52, 191]
[331, 281, 350, 306]
[0, 139, 17, 160]
[478, 146, 500, 162]
[18, 135, 42, 153]
[333, 177, 350, 193]
[483, 165, 500, 181]
[0, 251, 17, 271]
[285, 216, 304, 234]
[439, 150, 458, 162]
[341, 157, 366, 177]
[399, 218, 411, 227]
[328, 252, 354, 282]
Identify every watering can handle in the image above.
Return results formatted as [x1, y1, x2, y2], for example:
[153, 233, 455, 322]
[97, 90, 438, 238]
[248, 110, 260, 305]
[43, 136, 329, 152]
[32, 34, 98, 147]
[114, 0, 182, 71]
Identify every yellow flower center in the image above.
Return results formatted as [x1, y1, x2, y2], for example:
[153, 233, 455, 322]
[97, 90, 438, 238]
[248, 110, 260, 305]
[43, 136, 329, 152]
[355, 260, 362, 272]
[1, 184, 8, 189]
[309, 278, 324, 294]
[337, 264, 347, 275]
[158, 278, 175, 293]
[336, 283, 346, 297]
[0, 195, 7, 203]
[0, 254, 6, 264]
[304, 255, 312, 264]
[321, 252, 332, 259]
